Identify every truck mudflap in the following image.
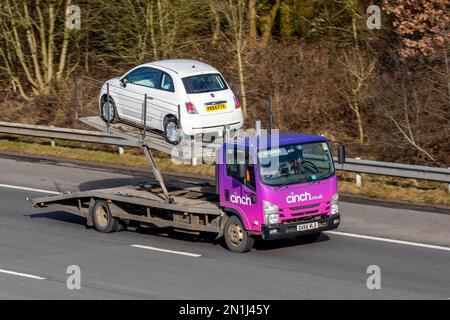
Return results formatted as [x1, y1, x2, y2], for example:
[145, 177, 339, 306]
[261, 214, 340, 240]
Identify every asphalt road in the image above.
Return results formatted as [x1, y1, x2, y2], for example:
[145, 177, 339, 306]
[0, 155, 449, 299]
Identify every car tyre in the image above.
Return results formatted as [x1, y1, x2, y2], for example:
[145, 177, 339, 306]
[100, 96, 118, 124]
[164, 116, 180, 145]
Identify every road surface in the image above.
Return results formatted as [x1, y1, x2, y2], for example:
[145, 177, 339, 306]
[0, 154, 449, 299]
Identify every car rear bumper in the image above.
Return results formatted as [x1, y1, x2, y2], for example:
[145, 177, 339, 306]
[261, 214, 340, 240]
[181, 110, 244, 136]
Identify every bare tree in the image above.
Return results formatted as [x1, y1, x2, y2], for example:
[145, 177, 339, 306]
[210, 0, 249, 117]
[0, 0, 73, 99]
[95, 0, 201, 67]
[383, 71, 437, 162]
[339, 50, 376, 144]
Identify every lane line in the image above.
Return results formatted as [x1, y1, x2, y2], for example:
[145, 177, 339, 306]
[0, 183, 61, 195]
[326, 231, 450, 252]
[0, 268, 46, 280]
[131, 244, 202, 257]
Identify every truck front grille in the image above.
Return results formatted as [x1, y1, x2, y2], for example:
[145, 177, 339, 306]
[291, 210, 319, 217]
[281, 214, 327, 225]
[289, 203, 320, 211]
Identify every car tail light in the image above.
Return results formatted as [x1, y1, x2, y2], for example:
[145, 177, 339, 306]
[233, 96, 241, 109]
[185, 102, 197, 114]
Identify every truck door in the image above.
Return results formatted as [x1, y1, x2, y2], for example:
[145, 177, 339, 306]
[223, 146, 259, 230]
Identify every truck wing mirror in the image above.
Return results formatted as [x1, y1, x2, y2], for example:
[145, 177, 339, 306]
[121, 77, 128, 88]
[337, 144, 346, 164]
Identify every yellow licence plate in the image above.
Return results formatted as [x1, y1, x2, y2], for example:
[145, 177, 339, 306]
[206, 103, 227, 112]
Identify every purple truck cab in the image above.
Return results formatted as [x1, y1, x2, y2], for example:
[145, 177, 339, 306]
[217, 133, 342, 252]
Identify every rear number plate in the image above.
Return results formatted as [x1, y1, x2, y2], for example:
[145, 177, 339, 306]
[297, 222, 319, 232]
[206, 103, 227, 112]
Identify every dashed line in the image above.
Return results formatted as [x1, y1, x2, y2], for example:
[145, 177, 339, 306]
[0, 183, 61, 195]
[326, 231, 450, 252]
[0, 268, 46, 280]
[131, 244, 202, 257]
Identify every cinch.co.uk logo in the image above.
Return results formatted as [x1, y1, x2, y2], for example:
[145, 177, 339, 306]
[230, 192, 252, 206]
[286, 192, 323, 204]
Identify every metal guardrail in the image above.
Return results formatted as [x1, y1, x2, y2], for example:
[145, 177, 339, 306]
[333, 157, 450, 183]
[0, 121, 449, 183]
[0, 121, 140, 148]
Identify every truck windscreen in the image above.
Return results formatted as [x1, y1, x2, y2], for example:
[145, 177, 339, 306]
[257, 141, 335, 186]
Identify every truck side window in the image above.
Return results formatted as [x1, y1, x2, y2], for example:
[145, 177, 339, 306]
[246, 163, 256, 190]
[226, 146, 256, 190]
[226, 146, 245, 183]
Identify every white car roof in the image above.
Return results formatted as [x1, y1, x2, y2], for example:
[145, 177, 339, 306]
[143, 59, 219, 77]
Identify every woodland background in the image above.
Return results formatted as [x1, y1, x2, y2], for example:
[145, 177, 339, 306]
[0, 0, 449, 166]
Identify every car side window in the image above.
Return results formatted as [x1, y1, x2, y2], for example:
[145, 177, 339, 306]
[126, 67, 160, 88]
[160, 72, 175, 92]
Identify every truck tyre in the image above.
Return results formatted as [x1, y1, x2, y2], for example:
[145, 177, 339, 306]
[224, 215, 254, 253]
[295, 232, 321, 243]
[91, 200, 120, 233]
[100, 96, 118, 124]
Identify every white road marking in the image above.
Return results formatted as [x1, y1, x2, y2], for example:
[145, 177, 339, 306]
[131, 245, 201, 257]
[326, 231, 450, 252]
[0, 268, 46, 280]
[0, 183, 61, 195]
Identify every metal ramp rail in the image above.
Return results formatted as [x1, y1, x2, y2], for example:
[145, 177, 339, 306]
[79, 115, 227, 164]
[0, 115, 234, 203]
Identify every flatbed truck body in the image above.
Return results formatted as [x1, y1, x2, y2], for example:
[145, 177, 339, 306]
[33, 133, 345, 252]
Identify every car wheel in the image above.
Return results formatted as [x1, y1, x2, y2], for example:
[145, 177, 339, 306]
[100, 96, 118, 124]
[224, 215, 254, 253]
[164, 117, 180, 145]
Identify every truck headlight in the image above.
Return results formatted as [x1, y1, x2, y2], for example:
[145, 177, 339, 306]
[331, 193, 339, 215]
[263, 200, 279, 225]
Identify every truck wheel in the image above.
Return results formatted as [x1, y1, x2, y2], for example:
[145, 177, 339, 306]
[92, 200, 120, 233]
[295, 232, 321, 243]
[224, 215, 254, 253]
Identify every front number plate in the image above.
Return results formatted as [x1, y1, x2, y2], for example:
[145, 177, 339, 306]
[206, 103, 227, 112]
[297, 222, 319, 232]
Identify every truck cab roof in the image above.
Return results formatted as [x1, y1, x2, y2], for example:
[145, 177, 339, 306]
[225, 133, 328, 151]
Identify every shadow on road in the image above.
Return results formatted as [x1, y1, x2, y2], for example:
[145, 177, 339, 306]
[27, 210, 85, 225]
[253, 233, 331, 251]
[26, 209, 330, 252]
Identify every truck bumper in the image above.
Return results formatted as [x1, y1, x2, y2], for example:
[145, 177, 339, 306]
[261, 214, 340, 240]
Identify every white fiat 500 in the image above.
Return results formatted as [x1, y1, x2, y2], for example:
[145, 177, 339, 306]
[99, 59, 243, 144]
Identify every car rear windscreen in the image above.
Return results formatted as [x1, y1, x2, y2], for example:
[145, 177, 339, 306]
[182, 73, 228, 94]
